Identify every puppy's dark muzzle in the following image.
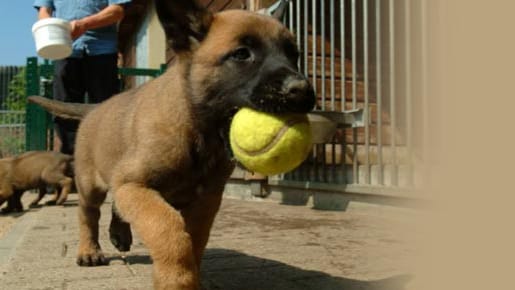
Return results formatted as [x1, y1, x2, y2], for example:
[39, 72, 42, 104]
[250, 69, 316, 114]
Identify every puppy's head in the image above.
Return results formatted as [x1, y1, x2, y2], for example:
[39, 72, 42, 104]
[155, 0, 316, 116]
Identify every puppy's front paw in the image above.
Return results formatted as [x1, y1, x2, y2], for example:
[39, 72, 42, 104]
[76, 250, 107, 266]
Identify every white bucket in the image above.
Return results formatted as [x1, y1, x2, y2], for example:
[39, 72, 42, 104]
[32, 18, 72, 60]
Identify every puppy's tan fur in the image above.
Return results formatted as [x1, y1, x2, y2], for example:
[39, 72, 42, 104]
[29, 1, 315, 289]
[0, 151, 74, 212]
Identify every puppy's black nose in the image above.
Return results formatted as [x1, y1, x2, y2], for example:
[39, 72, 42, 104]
[282, 76, 313, 95]
[282, 75, 316, 113]
[282, 75, 310, 95]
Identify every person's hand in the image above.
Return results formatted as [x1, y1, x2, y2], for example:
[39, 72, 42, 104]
[70, 20, 87, 40]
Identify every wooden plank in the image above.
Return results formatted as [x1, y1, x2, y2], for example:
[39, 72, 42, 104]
[223, 0, 246, 10]
[207, 0, 244, 12]
[306, 55, 349, 79]
[197, 0, 215, 8]
[306, 33, 342, 56]
[313, 77, 368, 103]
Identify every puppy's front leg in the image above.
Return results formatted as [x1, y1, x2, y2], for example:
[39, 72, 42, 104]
[181, 191, 223, 269]
[113, 183, 198, 290]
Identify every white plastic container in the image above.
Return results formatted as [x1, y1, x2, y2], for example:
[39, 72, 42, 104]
[32, 18, 72, 60]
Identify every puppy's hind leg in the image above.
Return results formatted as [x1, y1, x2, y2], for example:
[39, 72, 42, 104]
[109, 202, 132, 252]
[9, 190, 24, 212]
[55, 175, 73, 205]
[29, 185, 47, 207]
[113, 183, 198, 290]
[41, 168, 73, 206]
[76, 178, 108, 266]
[0, 184, 13, 211]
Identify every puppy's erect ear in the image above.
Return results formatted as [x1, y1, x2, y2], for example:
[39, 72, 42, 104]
[257, 0, 289, 21]
[154, 0, 213, 52]
[271, 0, 289, 21]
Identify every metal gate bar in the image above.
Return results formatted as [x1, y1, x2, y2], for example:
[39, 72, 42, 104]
[375, 0, 384, 185]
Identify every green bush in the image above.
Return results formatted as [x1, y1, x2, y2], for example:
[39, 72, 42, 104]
[5, 67, 27, 111]
[0, 134, 25, 157]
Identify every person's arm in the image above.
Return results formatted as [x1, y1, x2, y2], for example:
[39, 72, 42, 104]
[37, 6, 53, 19]
[70, 4, 125, 39]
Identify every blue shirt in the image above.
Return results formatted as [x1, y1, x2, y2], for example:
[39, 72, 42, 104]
[33, 0, 131, 58]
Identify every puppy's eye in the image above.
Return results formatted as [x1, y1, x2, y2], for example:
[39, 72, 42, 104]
[229, 47, 252, 61]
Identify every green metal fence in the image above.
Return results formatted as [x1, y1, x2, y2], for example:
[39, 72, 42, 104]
[25, 57, 166, 151]
[25, 57, 52, 151]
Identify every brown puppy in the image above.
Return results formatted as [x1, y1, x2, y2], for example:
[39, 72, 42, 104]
[29, 0, 315, 289]
[0, 151, 74, 213]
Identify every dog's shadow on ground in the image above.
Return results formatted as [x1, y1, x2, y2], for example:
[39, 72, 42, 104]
[122, 248, 413, 290]
[0, 211, 25, 218]
[0, 196, 79, 217]
[61, 200, 79, 207]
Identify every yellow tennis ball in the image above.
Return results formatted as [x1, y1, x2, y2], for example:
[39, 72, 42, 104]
[229, 107, 312, 175]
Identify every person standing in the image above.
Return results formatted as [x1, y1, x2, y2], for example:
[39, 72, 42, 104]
[33, 0, 131, 154]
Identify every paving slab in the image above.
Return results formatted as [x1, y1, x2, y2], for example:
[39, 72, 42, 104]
[0, 192, 421, 290]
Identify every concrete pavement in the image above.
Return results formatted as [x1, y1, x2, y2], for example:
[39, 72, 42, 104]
[0, 192, 421, 290]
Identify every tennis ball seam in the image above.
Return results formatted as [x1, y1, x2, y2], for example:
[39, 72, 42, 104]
[233, 118, 305, 156]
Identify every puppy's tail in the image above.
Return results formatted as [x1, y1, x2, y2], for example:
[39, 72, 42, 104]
[27, 96, 97, 120]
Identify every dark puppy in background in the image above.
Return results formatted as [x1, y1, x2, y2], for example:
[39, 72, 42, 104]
[0, 151, 74, 213]
[29, 0, 315, 289]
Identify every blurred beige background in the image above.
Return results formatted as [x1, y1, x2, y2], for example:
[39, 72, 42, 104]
[413, 0, 515, 289]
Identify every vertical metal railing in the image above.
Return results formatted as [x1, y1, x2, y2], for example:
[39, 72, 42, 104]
[363, 0, 370, 184]
[279, 0, 423, 193]
[404, 0, 413, 187]
[388, 0, 398, 186]
[350, 0, 359, 184]
[340, 0, 347, 185]
[303, 0, 309, 77]
[312, 0, 317, 96]
[25, 57, 53, 152]
[375, 0, 384, 185]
